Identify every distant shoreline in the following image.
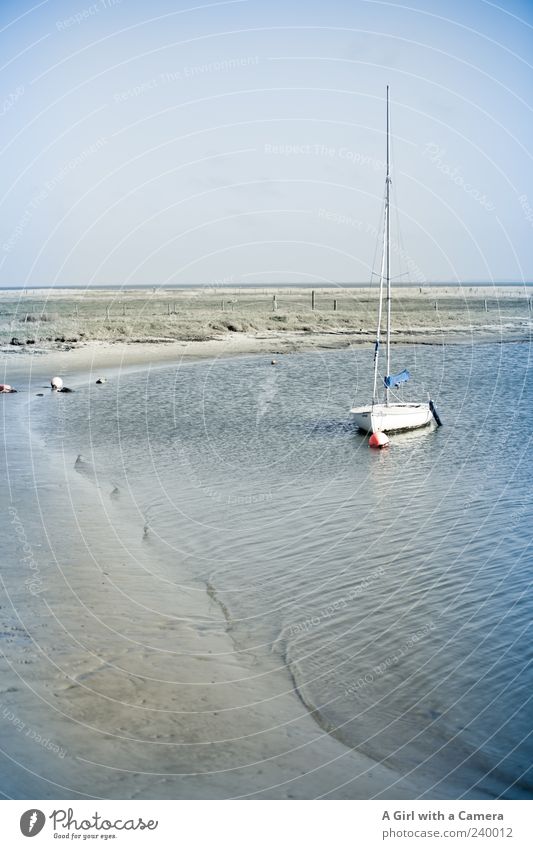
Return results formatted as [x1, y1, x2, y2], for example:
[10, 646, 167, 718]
[1, 281, 533, 292]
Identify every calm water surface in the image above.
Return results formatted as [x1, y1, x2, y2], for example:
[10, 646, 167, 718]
[37, 342, 533, 798]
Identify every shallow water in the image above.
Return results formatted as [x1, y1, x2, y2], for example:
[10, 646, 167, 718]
[36, 342, 533, 798]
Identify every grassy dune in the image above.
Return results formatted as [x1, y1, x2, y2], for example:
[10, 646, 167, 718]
[0, 286, 531, 349]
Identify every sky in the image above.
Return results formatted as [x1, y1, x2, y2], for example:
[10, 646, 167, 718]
[0, 0, 532, 287]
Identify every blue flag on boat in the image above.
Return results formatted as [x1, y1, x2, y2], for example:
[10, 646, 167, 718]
[384, 369, 410, 388]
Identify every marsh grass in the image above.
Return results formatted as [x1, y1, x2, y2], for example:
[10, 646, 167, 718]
[0, 288, 530, 347]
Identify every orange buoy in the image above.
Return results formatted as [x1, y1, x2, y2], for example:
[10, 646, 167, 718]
[369, 430, 389, 449]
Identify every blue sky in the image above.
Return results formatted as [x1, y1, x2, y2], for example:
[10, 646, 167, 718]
[0, 0, 532, 287]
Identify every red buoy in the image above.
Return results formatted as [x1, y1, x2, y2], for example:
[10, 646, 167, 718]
[369, 430, 389, 449]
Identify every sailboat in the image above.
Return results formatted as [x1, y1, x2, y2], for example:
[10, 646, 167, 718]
[350, 87, 441, 435]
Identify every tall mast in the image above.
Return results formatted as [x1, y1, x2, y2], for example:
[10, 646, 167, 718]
[371, 219, 386, 404]
[384, 85, 391, 405]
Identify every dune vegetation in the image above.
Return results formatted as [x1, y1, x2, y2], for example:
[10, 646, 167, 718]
[0, 286, 531, 350]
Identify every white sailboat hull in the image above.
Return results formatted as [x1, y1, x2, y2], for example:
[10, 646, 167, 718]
[350, 402, 432, 433]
